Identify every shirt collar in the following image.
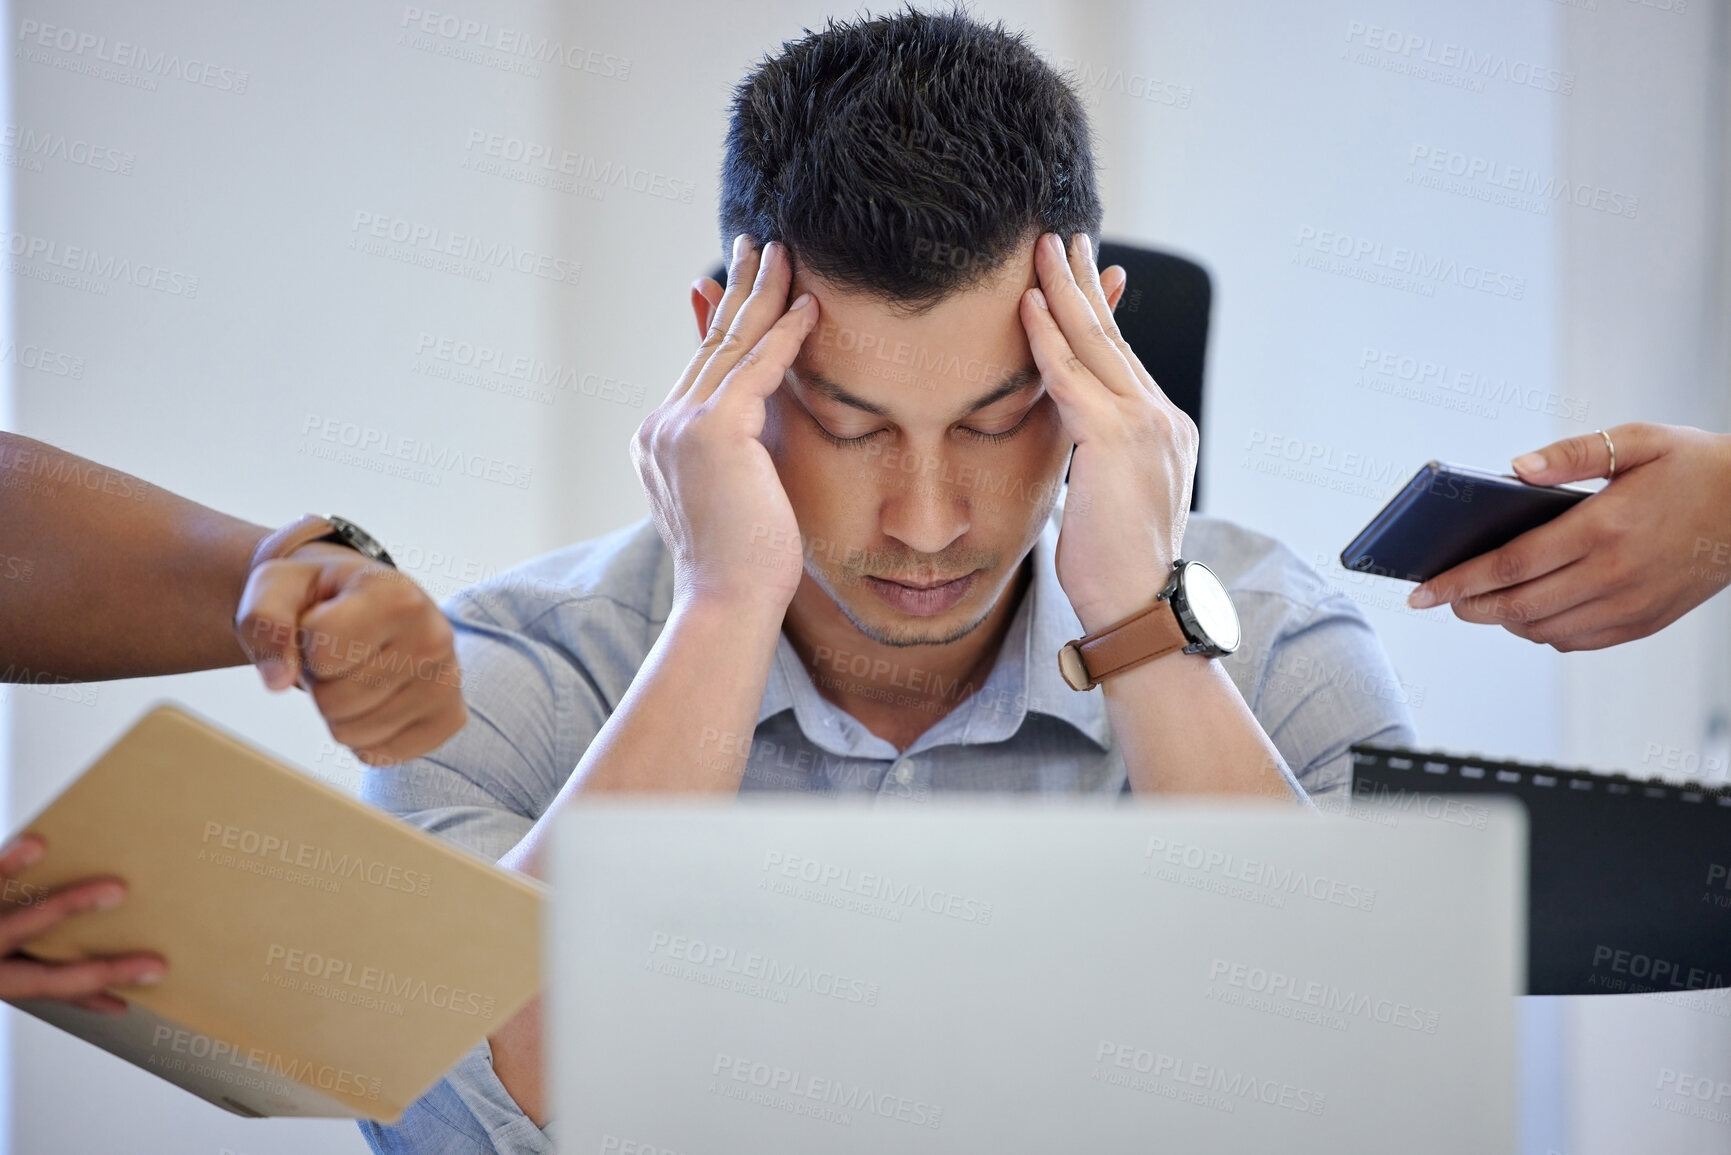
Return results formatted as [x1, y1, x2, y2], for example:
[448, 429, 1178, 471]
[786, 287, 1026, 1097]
[756, 504, 1111, 751]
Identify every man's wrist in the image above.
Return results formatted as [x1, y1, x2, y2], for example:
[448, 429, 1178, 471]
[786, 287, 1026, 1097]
[247, 514, 339, 574]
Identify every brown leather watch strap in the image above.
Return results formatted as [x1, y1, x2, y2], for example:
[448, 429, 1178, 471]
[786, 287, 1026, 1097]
[246, 513, 337, 574]
[1061, 598, 1189, 690]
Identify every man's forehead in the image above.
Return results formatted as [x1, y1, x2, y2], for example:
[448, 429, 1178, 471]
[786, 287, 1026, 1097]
[789, 355, 1040, 417]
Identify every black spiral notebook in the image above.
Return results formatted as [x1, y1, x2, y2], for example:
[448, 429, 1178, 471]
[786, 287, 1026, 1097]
[1349, 745, 1731, 997]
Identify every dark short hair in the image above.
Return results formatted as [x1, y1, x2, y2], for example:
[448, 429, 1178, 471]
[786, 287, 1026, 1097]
[720, 7, 1101, 310]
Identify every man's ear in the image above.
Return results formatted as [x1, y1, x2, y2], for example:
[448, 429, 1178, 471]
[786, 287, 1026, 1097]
[1101, 265, 1128, 313]
[690, 277, 725, 339]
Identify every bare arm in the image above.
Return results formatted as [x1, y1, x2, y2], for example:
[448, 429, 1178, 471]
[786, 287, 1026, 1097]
[0, 433, 265, 678]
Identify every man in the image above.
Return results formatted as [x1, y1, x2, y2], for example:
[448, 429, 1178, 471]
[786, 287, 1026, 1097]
[362, 12, 1414, 1153]
[0, 432, 465, 1010]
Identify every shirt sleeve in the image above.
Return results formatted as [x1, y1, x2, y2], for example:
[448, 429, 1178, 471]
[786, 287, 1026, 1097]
[357, 1041, 553, 1155]
[361, 594, 612, 860]
[360, 596, 618, 1152]
[1238, 590, 1419, 797]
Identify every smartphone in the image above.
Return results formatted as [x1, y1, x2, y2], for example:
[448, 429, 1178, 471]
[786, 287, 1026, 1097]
[1338, 461, 1591, 583]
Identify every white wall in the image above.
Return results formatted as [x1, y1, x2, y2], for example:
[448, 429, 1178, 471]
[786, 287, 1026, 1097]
[3, 1, 1728, 1152]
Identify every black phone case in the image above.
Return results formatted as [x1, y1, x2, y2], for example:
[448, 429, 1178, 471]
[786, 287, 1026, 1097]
[1339, 461, 1589, 583]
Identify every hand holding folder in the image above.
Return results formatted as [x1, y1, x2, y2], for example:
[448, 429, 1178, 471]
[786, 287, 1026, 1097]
[2, 704, 543, 1121]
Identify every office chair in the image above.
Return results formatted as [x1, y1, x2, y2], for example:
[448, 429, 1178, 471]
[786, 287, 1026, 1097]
[708, 239, 1212, 508]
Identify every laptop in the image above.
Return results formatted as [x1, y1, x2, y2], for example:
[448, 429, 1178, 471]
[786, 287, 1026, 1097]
[548, 798, 1525, 1154]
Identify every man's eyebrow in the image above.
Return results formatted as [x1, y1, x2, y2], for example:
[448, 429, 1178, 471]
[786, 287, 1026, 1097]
[793, 364, 1042, 417]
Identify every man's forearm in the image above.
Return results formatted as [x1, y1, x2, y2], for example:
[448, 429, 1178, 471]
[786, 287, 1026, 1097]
[499, 596, 785, 880]
[488, 595, 785, 1125]
[1104, 652, 1304, 799]
[0, 434, 267, 679]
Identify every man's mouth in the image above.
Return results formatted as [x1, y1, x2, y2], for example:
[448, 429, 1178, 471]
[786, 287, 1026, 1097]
[861, 570, 979, 616]
[877, 574, 971, 590]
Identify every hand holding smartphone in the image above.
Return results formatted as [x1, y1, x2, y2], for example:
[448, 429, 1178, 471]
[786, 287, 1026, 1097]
[1339, 462, 1590, 584]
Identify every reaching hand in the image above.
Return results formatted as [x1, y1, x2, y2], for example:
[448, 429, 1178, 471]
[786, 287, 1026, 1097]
[235, 544, 467, 765]
[1410, 423, 1731, 650]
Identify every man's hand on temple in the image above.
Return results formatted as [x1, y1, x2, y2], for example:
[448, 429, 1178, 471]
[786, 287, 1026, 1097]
[634, 235, 818, 615]
[1020, 232, 1197, 633]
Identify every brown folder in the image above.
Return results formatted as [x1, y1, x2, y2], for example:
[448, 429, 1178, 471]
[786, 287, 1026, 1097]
[2, 703, 543, 1122]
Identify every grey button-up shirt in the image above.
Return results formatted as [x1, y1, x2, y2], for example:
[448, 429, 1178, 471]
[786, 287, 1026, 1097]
[359, 508, 1416, 1155]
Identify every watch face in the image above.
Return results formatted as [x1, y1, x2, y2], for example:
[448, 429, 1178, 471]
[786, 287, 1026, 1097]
[1178, 561, 1241, 654]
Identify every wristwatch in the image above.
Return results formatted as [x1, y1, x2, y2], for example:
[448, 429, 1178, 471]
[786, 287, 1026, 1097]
[248, 514, 397, 572]
[1057, 559, 1241, 691]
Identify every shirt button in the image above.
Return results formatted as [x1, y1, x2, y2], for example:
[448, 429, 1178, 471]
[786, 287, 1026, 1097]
[892, 760, 914, 786]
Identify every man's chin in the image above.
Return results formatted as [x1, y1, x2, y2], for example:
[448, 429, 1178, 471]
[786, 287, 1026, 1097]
[836, 596, 994, 649]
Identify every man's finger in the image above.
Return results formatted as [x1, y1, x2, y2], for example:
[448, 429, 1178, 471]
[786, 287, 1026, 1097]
[713, 292, 819, 407]
[1409, 505, 1596, 609]
[689, 241, 795, 406]
[1510, 422, 1669, 486]
[1019, 286, 1110, 431]
[234, 559, 321, 691]
[352, 709, 472, 768]
[1034, 233, 1138, 398]
[316, 672, 448, 754]
[294, 567, 424, 682]
[674, 235, 766, 402]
